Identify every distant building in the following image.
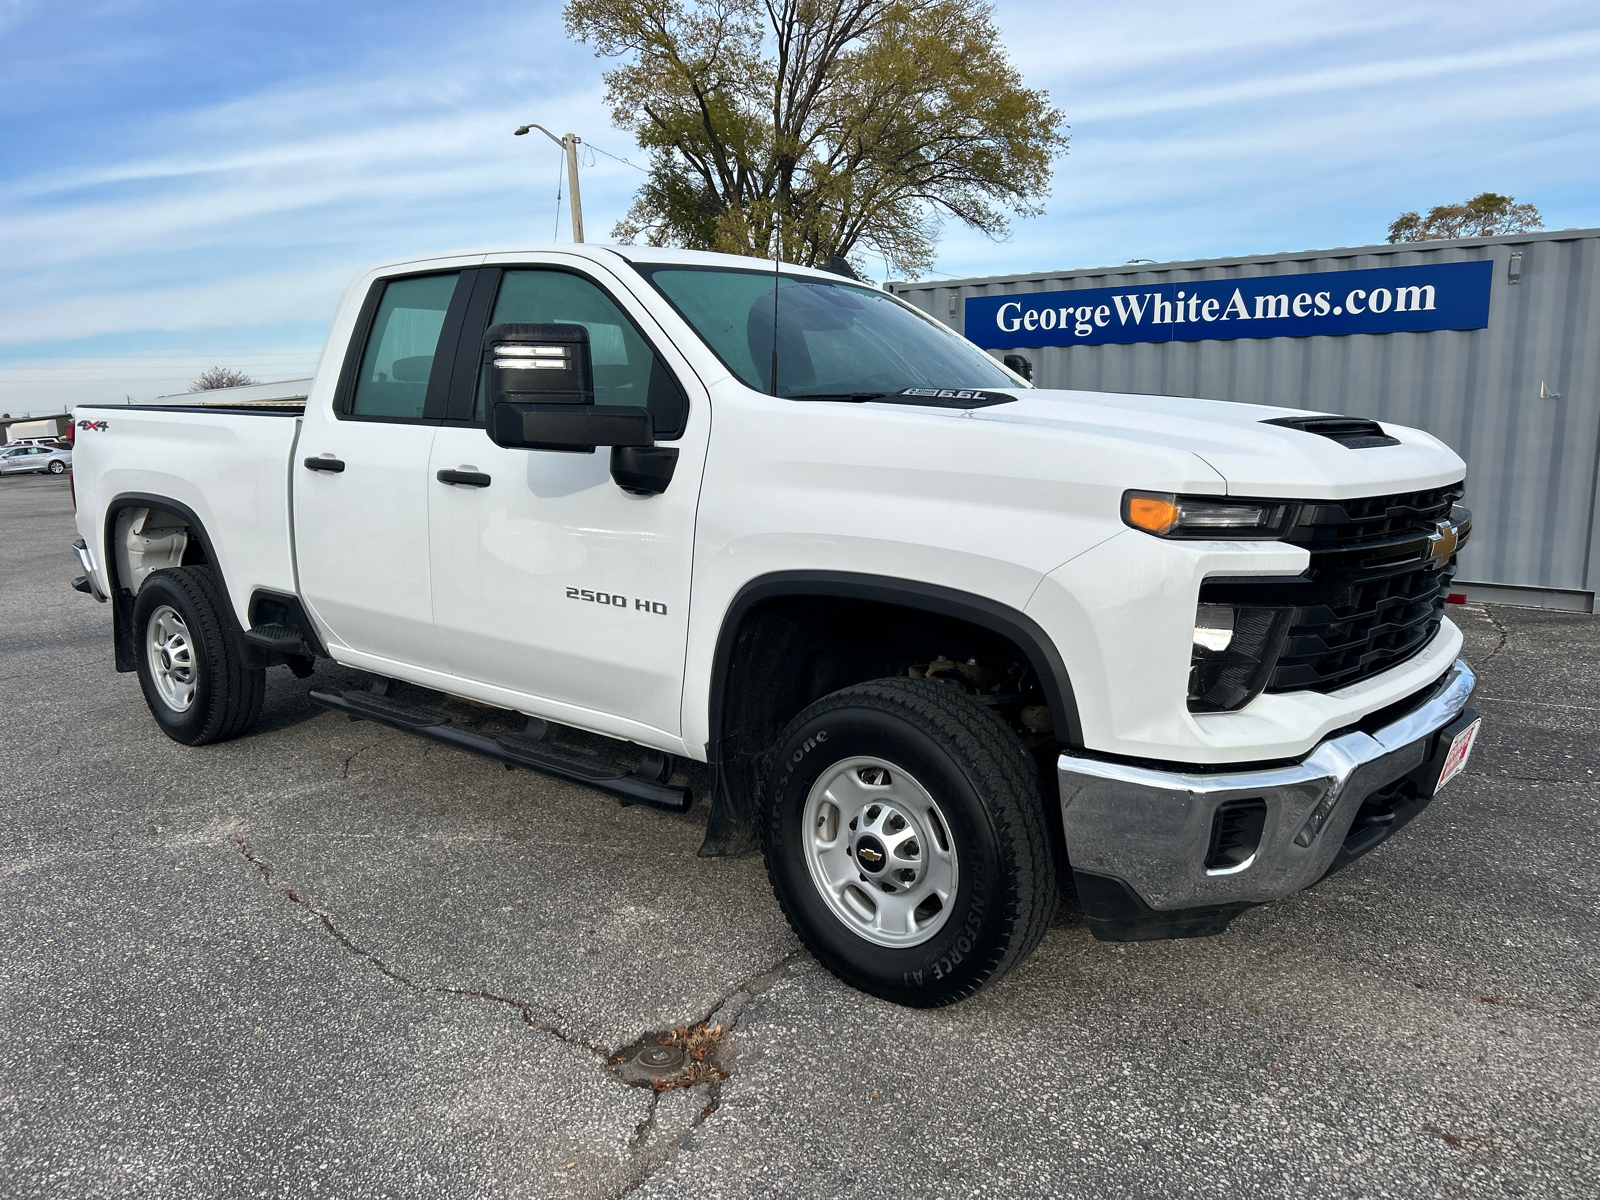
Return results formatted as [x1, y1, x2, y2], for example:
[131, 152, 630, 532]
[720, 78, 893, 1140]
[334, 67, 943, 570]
[1, 414, 69, 443]
[892, 227, 1600, 612]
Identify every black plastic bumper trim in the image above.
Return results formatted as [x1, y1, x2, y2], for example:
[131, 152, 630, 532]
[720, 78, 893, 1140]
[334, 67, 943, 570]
[1072, 871, 1257, 942]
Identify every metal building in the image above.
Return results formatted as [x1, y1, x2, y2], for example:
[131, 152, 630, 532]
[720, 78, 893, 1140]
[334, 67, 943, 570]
[890, 228, 1600, 611]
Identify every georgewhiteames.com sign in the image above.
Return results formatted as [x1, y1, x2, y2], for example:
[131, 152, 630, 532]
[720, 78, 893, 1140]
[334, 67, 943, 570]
[964, 260, 1494, 349]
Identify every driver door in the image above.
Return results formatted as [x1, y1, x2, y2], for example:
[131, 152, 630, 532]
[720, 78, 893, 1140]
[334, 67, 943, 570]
[426, 258, 709, 740]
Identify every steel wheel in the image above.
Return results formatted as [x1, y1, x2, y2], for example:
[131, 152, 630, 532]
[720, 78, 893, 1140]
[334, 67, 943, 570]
[146, 604, 197, 712]
[801, 755, 959, 948]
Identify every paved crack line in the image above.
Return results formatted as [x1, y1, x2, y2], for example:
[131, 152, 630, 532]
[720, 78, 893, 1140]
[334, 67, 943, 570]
[340, 735, 394, 779]
[230, 827, 805, 1197]
[231, 831, 607, 1055]
[1483, 607, 1509, 659]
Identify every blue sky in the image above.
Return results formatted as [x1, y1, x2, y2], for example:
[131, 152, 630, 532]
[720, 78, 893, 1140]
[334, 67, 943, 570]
[2, 0, 1597, 416]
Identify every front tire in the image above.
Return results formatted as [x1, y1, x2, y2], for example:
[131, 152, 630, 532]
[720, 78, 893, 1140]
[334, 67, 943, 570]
[133, 566, 265, 745]
[764, 677, 1057, 1006]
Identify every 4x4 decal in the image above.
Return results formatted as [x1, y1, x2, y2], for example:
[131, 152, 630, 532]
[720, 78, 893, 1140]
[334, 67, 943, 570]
[77, 419, 108, 432]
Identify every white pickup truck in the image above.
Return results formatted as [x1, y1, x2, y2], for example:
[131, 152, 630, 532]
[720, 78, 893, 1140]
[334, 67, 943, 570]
[69, 244, 1481, 1006]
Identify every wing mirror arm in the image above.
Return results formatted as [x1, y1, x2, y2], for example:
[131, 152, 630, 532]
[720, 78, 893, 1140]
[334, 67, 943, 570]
[482, 321, 676, 495]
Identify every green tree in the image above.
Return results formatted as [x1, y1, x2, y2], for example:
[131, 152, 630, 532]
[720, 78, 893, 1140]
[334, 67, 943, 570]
[1386, 192, 1543, 243]
[564, 0, 1067, 278]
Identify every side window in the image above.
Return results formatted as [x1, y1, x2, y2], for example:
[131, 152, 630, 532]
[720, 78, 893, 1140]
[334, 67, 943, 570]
[349, 272, 461, 419]
[475, 269, 687, 438]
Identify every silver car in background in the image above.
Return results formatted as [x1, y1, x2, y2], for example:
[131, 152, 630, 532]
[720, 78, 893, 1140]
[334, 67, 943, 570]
[0, 444, 71, 475]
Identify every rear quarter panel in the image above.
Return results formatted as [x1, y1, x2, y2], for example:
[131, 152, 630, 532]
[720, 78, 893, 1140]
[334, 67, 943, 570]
[72, 408, 302, 626]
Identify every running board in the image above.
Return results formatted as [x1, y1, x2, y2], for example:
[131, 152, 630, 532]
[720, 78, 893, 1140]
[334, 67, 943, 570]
[307, 685, 692, 813]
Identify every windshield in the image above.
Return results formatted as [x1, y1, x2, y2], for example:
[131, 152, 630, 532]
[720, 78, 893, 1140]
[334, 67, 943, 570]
[637, 265, 1021, 398]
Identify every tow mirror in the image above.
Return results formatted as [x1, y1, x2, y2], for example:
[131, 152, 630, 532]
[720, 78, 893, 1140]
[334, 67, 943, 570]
[482, 321, 678, 494]
[1003, 353, 1033, 382]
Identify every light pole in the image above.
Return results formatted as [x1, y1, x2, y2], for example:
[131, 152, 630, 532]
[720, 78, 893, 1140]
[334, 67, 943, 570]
[515, 124, 584, 242]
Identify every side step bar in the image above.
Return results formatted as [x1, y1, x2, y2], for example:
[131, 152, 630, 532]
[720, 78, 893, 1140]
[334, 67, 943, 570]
[307, 685, 692, 813]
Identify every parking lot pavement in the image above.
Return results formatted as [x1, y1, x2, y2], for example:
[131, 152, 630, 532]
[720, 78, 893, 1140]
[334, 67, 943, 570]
[1, 472, 1595, 1199]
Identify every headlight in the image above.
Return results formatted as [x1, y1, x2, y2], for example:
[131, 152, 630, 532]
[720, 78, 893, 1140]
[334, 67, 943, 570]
[1189, 603, 1292, 713]
[1123, 491, 1295, 538]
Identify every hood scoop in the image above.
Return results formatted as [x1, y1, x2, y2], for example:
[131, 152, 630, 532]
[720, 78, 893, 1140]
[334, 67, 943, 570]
[1262, 414, 1400, 449]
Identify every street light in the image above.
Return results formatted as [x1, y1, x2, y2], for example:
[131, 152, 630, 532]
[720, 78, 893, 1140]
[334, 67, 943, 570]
[515, 123, 584, 242]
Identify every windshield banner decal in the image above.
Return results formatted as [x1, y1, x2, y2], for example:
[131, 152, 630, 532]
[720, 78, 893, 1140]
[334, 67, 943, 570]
[964, 260, 1494, 349]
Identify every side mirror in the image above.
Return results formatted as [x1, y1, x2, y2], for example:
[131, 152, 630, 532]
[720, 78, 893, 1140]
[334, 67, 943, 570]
[484, 321, 652, 453]
[482, 321, 678, 495]
[1002, 353, 1033, 382]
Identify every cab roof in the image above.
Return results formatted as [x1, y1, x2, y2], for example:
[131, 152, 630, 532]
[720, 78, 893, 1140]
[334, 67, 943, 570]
[364, 243, 861, 286]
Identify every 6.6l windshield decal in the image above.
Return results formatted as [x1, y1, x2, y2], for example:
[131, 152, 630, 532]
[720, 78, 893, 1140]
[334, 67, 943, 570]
[965, 259, 1493, 349]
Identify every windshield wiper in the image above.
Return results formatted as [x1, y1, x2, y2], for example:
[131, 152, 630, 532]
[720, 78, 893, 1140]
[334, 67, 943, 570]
[784, 392, 890, 403]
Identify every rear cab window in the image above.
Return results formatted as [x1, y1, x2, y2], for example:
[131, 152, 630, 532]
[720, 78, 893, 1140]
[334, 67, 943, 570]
[345, 272, 462, 420]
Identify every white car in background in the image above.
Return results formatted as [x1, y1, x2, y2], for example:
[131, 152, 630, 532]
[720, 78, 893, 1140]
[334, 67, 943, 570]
[0, 443, 71, 475]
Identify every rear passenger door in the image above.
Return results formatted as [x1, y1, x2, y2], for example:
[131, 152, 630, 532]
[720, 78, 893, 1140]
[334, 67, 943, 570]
[426, 257, 709, 740]
[293, 268, 471, 673]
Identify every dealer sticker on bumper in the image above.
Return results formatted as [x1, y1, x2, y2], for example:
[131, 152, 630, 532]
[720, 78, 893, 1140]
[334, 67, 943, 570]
[1437, 718, 1482, 791]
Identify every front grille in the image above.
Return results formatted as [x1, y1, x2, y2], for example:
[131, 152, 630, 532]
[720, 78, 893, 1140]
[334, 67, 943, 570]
[1201, 482, 1466, 694]
[1280, 482, 1462, 550]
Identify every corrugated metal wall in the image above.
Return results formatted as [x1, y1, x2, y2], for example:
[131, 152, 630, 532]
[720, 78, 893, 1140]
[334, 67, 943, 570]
[890, 229, 1600, 602]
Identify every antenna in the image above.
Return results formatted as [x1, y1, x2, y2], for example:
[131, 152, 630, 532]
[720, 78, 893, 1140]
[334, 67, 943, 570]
[770, 214, 780, 396]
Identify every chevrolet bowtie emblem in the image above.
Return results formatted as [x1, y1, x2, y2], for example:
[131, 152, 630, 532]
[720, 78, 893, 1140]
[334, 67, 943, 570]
[858, 847, 883, 864]
[1426, 519, 1460, 570]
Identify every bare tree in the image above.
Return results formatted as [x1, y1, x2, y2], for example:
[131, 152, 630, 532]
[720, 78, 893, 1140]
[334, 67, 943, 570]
[189, 367, 258, 391]
[1387, 193, 1543, 243]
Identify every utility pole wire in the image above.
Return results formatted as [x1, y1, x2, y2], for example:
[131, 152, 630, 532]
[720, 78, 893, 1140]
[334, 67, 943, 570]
[553, 152, 564, 242]
[584, 141, 649, 172]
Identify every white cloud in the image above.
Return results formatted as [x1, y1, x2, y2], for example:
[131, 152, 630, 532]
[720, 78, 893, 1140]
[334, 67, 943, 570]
[1, 0, 1597, 414]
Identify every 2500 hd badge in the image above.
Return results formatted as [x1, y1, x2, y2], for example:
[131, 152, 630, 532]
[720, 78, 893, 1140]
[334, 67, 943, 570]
[566, 587, 668, 615]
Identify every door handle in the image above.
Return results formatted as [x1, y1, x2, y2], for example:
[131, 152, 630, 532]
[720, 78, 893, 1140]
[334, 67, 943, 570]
[436, 469, 491, 488]
[304, 456, 345, 473]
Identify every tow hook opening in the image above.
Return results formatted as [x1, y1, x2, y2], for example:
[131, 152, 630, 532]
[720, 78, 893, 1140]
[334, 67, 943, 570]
[1204, 798, 1267, 873]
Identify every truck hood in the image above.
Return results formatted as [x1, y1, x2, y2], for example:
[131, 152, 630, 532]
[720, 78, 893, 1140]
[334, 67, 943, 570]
[964, 388, 1465, 499]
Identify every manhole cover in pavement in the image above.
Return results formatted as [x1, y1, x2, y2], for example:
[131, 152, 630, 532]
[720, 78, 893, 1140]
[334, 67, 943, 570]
[634, 1044, 686, 1075]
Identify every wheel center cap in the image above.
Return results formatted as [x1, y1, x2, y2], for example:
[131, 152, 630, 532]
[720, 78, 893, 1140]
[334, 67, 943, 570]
[854, 834, 888, 873]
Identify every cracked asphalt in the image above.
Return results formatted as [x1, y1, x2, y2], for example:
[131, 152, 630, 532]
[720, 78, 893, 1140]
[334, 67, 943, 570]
[3, 473, 1597, 1199]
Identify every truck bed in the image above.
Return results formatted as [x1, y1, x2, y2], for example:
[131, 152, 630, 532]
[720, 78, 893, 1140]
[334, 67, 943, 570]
[72, 403, 303, 628]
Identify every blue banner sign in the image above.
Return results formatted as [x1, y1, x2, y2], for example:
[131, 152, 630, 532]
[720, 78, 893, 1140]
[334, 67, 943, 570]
[964, 260, 1493, 349]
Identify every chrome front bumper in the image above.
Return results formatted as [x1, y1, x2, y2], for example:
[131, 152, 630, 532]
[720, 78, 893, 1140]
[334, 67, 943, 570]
[1058, 660, 1477, 933]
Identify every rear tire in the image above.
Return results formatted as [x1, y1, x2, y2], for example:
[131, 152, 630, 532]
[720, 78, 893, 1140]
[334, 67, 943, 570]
[48, 459, 66, 474]
[763, 677, 1057, 1006]
[133, 566, 265, 745]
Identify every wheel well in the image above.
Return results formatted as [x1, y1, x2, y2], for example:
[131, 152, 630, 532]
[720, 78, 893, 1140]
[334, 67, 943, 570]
[103, 496, 216, 672]
[702, 580, 1076, 855]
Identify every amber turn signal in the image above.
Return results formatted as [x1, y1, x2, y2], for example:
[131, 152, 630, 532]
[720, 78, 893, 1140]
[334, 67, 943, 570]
[1124, 494, 1181, 535]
